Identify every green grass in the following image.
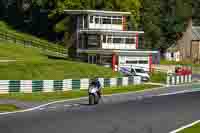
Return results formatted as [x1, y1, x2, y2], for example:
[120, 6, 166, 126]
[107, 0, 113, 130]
[0, 40, 47, 61]
[160, 59, 199, 67]
[150, 72, 167, 83]
[160, 59, 200, 74]
[178, 123, 200, 133]
[0, 84, 159, 102]
[0, 104, 20, 112]
[0, 21, 66, 53]
[0, 61, 120, 79]
[0, 40, 120, 79]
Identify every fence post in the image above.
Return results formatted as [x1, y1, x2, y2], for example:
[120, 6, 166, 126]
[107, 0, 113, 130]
[189, 74, 192, 83]
[167, 74, 171, 85]
[181, 75, 184, 84]
[172, 75, 175, 85]
[184, 75, 188, 83]
[176, 75, 180, 84]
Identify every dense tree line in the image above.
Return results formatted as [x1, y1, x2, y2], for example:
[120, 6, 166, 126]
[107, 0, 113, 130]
[141, 0, 192, 52]
[0, 0, 194, 53]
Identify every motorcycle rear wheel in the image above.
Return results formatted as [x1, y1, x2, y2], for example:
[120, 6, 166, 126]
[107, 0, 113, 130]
[89, 94, 95, 105]
[94, 95, 99, 104]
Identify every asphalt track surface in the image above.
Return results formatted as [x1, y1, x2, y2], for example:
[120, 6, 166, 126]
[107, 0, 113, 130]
[0, 91, 200, 133]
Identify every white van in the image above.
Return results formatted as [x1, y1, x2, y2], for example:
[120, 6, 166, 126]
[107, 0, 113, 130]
[120, 67, 150, 81]
[131, 68, 150, 81]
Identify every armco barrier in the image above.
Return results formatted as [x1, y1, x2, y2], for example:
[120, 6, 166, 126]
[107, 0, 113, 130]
[0, 76, 141, 94]
[167, 74, 192, 85]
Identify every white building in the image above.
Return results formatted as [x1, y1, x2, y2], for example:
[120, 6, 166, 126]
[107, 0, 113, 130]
[64, 10, 158, 72]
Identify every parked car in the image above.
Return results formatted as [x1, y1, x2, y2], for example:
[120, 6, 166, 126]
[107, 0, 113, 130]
[175, 67, 192, 76]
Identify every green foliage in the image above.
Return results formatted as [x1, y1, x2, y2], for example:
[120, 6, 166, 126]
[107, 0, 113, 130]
[141, 0, 192, 51]
[0, 21, 66, 54]
[0, 0, 194, 52]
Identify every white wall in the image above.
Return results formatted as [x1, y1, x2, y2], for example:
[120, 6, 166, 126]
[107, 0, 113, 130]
[165, 51, 180, 62]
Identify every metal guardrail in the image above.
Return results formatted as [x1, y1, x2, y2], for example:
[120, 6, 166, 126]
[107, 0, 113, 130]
[0, 30, 67, 57]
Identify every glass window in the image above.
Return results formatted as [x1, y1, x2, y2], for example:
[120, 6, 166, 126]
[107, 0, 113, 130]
[112, 19, 122, 25]
[103, 35, 107, 43]
[135, 69, 145, 73]
[171, 53, 174, 58]
[107, 37, 112, 43]
[126, 60, 138, 64]
[103, 18, 111, 24]
[138, 60, 148, 64]
[113, 38, 122, 44]
[95, 16, 100, 24]
[125, 38, 135, 44]
[101, 55, 112, 64]
[90, 16, 93, 23]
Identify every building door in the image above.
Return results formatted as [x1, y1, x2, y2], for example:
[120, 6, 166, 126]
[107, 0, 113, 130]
[88, 55, 97, 64]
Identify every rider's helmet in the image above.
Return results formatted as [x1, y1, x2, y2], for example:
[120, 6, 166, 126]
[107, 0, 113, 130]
[94, 77, 99, 82]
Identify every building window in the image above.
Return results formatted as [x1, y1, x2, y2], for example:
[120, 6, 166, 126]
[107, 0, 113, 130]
[138, 60, 148, 64]
[107, 36, 112, 43]
[112, 19, 122, 25]
[126, 60, 138, 64]
[95, 16, 100, 24]
[103, 18, 111, 24]
[113, 38, 123, 44]
[125, 38, 135, 44]
[90, 16, 94, 23]
[103, 35, 107, 43]
[101, 55, 112, 65]
[171, 53, 174, 58]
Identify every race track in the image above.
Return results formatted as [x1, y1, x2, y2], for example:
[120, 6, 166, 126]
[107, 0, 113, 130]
[0, 91, 200, 133]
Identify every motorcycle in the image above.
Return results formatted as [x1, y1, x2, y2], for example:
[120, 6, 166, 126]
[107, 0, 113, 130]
[88, 84, 101, 105]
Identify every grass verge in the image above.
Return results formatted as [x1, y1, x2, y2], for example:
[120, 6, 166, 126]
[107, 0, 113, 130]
[178, 123, 200, 133]
[160, 59, 199, 67]
[0, 84, 160, 102]
[0, 21, 65, 53]
[0, 104, 20, 112]
[0, 41, 120, 79]
[150, 72, 167, 83]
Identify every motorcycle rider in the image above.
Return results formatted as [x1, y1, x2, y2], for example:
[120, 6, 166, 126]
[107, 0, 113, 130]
[91, 77, 102, 98]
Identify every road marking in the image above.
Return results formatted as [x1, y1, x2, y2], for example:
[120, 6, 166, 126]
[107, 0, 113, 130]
[170, 120, 200, 133]
[64, 104, 72, 107]
[72, 104, 80, 107]
[156, 90, 192, 97]
[137, 96, 143, 100]
[39, 108, 45, 110]
[48, 106, 57, 109]
[0, 97, 87, 115]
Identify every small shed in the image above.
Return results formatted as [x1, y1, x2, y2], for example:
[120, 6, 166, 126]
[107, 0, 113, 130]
[165, 44, 180, 62]
[191, 26, 200, 62]
[165, 18, 200, 63]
